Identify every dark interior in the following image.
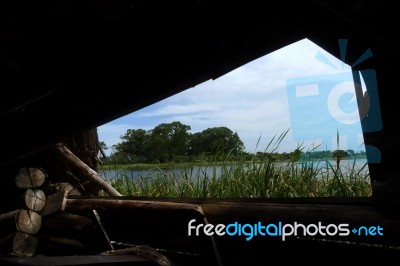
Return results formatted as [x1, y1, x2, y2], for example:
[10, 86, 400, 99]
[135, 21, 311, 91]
[1, 1, 400, 265]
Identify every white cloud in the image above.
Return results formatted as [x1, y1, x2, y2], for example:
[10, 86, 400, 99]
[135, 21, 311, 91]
[136, 103, 221, 117]
[97, 124, 131, 150]
[98, 38, 364, 154]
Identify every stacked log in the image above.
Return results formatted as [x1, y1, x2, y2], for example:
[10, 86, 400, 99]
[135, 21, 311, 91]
[0, 131, 117, 257]
[0, 171, 109, 256]
[15, 168, 46, 190]
[0, 167, 46, 257]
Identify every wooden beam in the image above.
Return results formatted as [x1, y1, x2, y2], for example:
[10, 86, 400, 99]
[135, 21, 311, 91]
[64, 197, 400, 246]
[65, 198, 203, 213]
[0, 255, 155, 265]
[102, 246, 172, 266]
[54, 143, 122, 196]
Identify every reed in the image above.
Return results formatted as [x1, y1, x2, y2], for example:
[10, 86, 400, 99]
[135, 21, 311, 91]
[107, 131, 371, 198]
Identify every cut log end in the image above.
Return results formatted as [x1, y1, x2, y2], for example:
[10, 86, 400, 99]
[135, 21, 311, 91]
[12, 232, 38, 257]
[25, 189, 46, 212]
[15, 168, 46, 189]
[16, 210, 42, 235]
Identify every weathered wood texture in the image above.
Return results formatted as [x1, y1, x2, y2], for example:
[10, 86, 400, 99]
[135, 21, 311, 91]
[0, 209, 42, 235]
[24, 189, 46, 212]
[40, 190, 69, 217]
[15, 209, 42, 235]
[63, 196, 400, 265]
[55, 143, 121, 196]
[102, 246, 173, 266]
[15, 167, 46, 189]
[12, 232, 38, 257]
[0, 210, 19, 222]
[65, 198, 202, 213]
[62, 128, 100, 172]
[0, 255, 156, 266]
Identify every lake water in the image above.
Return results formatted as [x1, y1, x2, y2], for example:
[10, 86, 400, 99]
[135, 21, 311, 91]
[99, 159, 369, 180]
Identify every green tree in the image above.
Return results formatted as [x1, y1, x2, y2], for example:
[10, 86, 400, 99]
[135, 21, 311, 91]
[113, 129, 149, 163]
[147, 121, 191, 162]
[99, 141, 108, 151]
[188, 127, 244, 156]
[107, 122, 243, 163]
[332, 149, 347, 168]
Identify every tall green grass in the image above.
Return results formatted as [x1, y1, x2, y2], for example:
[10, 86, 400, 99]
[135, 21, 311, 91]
[107, 131, 371, 198]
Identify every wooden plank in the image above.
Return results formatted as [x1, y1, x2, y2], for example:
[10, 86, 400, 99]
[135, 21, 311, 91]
[64, 197, 400, 246]
[0, 255, 156, 265]
[102, 246, 172, 266]
[65, 198, 202, 213]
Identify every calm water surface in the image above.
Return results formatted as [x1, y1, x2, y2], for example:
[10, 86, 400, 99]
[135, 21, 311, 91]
[100, 159, 369, 180]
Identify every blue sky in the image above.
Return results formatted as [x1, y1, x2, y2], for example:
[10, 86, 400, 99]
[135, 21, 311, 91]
[98, 38, 367, 155]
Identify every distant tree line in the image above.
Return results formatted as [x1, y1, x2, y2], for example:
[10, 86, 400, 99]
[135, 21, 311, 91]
[254, 149, 366, 163]
[99, 121, 367, 164]
[102, 121, 244, 164]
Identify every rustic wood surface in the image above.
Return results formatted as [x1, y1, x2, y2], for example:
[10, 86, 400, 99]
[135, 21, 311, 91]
[102, 246, 172, 266]
[0, 255, 155, 265]
[12, 232, 38, 257]
[15, 209, 42, 235]
[55, 143, 122, 197]
[24, 189, 46, 212]
[0, 210, 19, 222]
[15, 167, 46, 189]
[40, 190, 69, 217]
[65, 198, 202, 213]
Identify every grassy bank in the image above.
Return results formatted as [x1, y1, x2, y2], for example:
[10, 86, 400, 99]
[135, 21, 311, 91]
[105, 132, 371, 198]
[99, 161, 242, 171]
[108, 158, 370, 198]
